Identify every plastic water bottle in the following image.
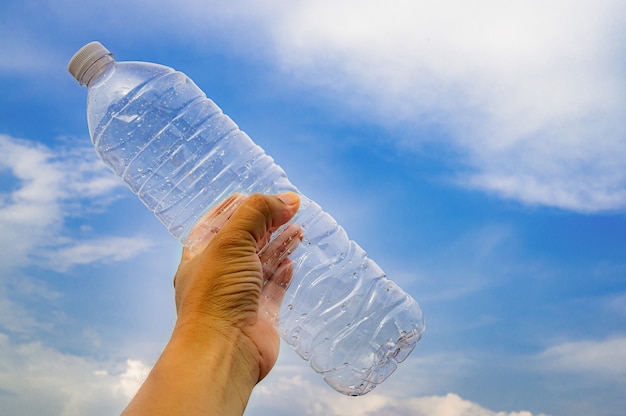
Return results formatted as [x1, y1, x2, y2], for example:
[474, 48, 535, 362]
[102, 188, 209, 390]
[68, 41, 424, 395]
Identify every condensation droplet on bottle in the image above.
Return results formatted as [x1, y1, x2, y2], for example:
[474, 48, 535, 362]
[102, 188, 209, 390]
[291, 328, 301, 342]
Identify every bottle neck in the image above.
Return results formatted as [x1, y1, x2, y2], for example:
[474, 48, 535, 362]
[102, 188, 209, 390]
[79, 54, 115, 86]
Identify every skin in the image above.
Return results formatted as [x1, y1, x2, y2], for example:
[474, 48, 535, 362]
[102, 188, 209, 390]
[120, 192, 302, 416]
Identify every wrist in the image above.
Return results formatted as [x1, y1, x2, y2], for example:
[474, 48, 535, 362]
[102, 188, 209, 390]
[122, 320, 260, 416]
[171, 318, 261, 386]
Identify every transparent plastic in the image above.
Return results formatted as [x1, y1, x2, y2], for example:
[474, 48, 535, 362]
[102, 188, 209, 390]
[69, 42, 424, 395]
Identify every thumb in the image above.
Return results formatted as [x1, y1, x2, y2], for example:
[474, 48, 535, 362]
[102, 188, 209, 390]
[219, 192, 300, 246]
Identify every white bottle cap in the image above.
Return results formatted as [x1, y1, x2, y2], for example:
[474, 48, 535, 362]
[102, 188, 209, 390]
[68, 41, 113, 85]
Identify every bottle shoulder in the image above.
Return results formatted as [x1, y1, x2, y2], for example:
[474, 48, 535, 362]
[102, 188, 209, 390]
[86, 61, 177, 137]
[88, 61, 174, 101]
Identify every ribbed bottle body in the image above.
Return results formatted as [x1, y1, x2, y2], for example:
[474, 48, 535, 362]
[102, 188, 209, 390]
[283, 198, 424, 395]
[88, 63, 295, 241]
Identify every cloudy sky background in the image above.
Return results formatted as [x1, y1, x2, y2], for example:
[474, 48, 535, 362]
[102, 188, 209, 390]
[1, 0, 625, 415]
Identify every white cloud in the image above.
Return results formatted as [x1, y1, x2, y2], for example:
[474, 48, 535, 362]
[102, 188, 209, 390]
[369, 394, 549, 416]
[260, 0, 626, 212]
[125, 0, 626, 212]
[0, 134, 155, 336]
[43, 236, 156, 272]
[248, 346, 546, 416]
[0, 134, 149, 273]
[0, 333, 147, 416]
[0, 135, 63, 269]
[249, 363, 548, 416]
[537, 336, 626, 380]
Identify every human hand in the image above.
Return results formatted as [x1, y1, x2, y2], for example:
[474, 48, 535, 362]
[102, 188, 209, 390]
[121, 193, 302, 416]
[173, 192, 302, 382]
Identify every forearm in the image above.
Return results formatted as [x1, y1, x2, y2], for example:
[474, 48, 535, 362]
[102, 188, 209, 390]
[121, 323, 259, 416]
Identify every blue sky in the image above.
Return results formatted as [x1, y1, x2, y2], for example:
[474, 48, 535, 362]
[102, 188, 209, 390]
[1, 1, 625, 415]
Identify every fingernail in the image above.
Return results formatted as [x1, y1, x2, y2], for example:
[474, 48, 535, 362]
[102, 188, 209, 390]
[277, 192, 299, 207]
